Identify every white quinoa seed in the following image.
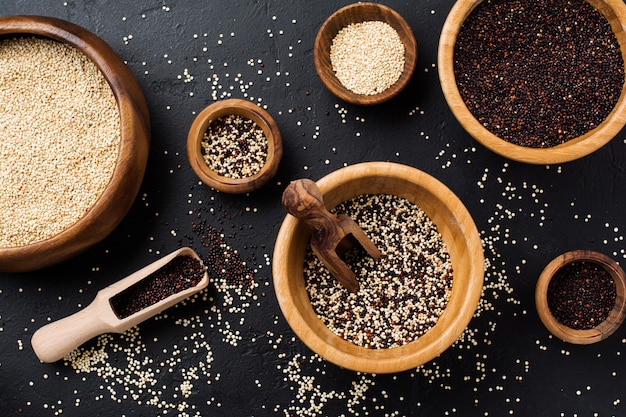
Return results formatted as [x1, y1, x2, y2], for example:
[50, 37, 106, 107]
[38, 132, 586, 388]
[330, 21, 405, 95]
[0, 37, 121, 247]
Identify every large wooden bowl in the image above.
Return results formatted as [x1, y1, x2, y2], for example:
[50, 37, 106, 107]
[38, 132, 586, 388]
[273, 162, 484, 373]
[187, 98, 282, 194]
[438, 0, 626, 164]
[314, 2, 418, 106]
[0, 16, 150, 273]
[535, 250, 626, 344]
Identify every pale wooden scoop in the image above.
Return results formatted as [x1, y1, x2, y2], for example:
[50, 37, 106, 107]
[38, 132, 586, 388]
[31, 247, 208, 363]
[282, 179, 382, 292]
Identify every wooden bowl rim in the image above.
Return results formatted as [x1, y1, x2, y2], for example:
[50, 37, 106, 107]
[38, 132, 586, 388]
[438, 0, 626, 164]
[273, 162, 484, 373]
[314, 2, 418, 106]
[0, 15, 150, 272]
[535, 250, 626, 344]
[186, 98, 283, 194]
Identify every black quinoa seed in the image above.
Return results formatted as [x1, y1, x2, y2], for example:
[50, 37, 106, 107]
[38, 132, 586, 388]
[454, 0, 624, 148]
[304, 194, 454, 349]
[547, 260, 616, 330]
[110, 255, 205, 319]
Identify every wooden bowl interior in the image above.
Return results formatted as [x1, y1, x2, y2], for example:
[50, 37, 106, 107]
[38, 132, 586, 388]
[273, 162, 484, 373]
[535, 250, 626, 344]
[314, 2, 418, 105]
[187, 98, 282, 194]
[0, 15, 150, 273]
[438, 0, 626, 164]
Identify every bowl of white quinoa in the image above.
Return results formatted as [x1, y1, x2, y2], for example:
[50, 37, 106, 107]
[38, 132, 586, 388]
[187, 98, 282, 194]
[0, 16, 150, 272]
[273, 162, 484, 373]
[314, 2, 418, 105]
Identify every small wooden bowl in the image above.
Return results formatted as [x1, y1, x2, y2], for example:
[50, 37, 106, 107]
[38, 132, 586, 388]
[0, 16, 150, 273]
[186, 98, 282, 194]
[273, 162, 484, 373]
[314, 2, 418, 105]
[438, 0, 626, 164]
[535, 250, 626, 344]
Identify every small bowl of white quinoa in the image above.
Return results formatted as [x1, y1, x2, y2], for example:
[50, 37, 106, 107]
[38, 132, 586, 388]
[314, 2, 418, 105]
[273, 162, 484, 373]
[186, 98, 283, 194]
[0, 16, 150, 272]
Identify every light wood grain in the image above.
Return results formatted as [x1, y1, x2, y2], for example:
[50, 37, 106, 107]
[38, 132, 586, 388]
[535, 250, 626, 345]
[438, 0, 626, 164]
[0, 15, 150, 272]
[273, 162, 484, 374]
[186, 98, 282, 194]
[31, 247, 208, 363]
[314, 2, 417, 106]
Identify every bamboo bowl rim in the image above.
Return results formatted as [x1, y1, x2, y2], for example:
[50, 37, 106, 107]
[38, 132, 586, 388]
[273, 162, 484, 373]
[535, 250, 626, 344]
[187, 98, 283, 194]
[314, 2, 418, 106]
[438, 0, 626, 164]
[0, 15, 150, 273]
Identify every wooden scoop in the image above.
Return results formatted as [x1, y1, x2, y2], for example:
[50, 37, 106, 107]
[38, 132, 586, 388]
[282, 179, 382, 292]
[31, 247, 208, 363]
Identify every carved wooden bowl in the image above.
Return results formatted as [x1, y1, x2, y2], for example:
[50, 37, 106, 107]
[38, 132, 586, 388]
[314, 2, 418, 105]
[187, 98, 283, 194]
[273, 162, 484, 373]
[438, 0, 626, 164]
[0, 16, 150, 273]
[535, 250, 626, 344]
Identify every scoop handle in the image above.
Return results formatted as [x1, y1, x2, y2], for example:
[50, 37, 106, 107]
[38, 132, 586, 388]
[31, 299, 113, 363]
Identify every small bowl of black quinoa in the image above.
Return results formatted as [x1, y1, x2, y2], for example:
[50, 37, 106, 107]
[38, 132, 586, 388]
[535, 250, 626, 344]
[438, 0, 626, 164]
[186, 98, 283, 194]
[314, 2, 418, 105]
[273, 162, 484, 373]
[0, 16, 150, 272]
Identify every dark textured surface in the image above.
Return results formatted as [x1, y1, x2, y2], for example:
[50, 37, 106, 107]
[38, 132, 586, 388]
[1, 1, 626, 416]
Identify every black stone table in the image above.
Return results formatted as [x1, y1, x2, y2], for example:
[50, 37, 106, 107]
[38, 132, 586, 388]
[2, 1, 626, 416]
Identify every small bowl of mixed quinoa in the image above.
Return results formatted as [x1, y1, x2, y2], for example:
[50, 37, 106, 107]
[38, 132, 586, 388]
[438, 0, 626, 164]
[535, 250, 626, 344]
[0, 16, 150, 273]
[186, 98, 283, 194]
[314, 2, 418, 105]
[273, 162, 484, 373]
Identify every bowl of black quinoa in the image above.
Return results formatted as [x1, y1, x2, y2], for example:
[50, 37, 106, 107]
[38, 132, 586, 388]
[273, 162, 484, 373]
[438, 0, 626, 164]
[187, 98, 282, 194]
[535, 250, 626, 344]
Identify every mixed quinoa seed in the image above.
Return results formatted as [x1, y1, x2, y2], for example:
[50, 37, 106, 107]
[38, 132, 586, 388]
[330, 20, 405, 96]
[454, 0, 624, 148]
[304, 194, 453, 350]
[0, 36, 121, 247]
[200, 114, 268, 179]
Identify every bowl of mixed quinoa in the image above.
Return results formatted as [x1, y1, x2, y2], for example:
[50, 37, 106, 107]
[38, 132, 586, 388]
[0, 16, 150, 272]
[273, 162, 484, 373]
[186, 98, 282, 194]
[438, 0, 626, 164]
